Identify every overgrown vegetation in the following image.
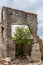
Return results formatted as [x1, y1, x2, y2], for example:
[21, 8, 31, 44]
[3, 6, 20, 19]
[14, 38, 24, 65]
[41, 42, 43, 60]
[12, 27, 33, 57]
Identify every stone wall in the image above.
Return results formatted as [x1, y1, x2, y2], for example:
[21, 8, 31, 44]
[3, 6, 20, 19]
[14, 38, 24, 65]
[1, 6, 37, 35]
[0, 6, 38, 60]
[27, 14, 37, 35]
[7, 39, 15, 60]
[0, 22, 7, 60]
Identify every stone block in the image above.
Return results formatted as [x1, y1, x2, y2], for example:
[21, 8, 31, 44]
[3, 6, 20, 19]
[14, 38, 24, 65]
[31, 43, 41, 61]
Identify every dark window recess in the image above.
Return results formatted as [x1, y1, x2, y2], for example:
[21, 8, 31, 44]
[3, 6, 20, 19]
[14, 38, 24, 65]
[1, 27, 4, 39]
[10, 12, 12, 15]
[8, 12, 12, 15]
[8, 11, 12, 15]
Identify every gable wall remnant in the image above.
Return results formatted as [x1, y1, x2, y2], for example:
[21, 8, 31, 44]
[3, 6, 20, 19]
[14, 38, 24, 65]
[0, 6, 38, 60]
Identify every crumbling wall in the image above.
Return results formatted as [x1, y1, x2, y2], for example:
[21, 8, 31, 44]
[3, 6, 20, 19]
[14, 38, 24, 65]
[0, 6, 38, 60]
[0, 22, 7, 60]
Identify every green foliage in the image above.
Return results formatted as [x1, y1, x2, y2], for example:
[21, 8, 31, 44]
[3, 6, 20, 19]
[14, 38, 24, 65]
[41, 43, 43, 51]
[12, 27, 32, 56]
[41, 56, 43, 60]
[12, 27, 32, 45]
[41, 42, 43, 60]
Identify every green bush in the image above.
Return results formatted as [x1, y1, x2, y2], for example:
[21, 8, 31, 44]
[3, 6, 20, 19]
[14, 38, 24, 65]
[12, 27, 33, 56]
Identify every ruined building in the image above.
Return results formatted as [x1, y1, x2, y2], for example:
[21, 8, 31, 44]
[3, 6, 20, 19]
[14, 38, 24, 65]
[0, 6, 41, 61]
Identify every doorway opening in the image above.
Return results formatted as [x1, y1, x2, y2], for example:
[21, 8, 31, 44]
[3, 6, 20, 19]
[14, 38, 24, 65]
[11, 25, 32, 58]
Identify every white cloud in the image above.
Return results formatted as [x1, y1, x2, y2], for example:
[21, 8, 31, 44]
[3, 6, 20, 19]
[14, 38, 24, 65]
[14, 0, 36, 3]
[0, 0, 8, 6]
[40, 35, 43, 40]
[13, 0, 37, 10]
[36, 7, 43, 40]
[36, 7, 43, 30]
[36, 7, 43, 24]
[27, 0, 36, 3]
[38, 23, 43, 29]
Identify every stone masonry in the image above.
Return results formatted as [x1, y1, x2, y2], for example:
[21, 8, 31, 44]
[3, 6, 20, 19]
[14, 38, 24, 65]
[0, 6, 41, 61]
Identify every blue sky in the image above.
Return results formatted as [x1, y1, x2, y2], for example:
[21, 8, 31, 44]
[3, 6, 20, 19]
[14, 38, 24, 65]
[0, 0, 43, 40]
